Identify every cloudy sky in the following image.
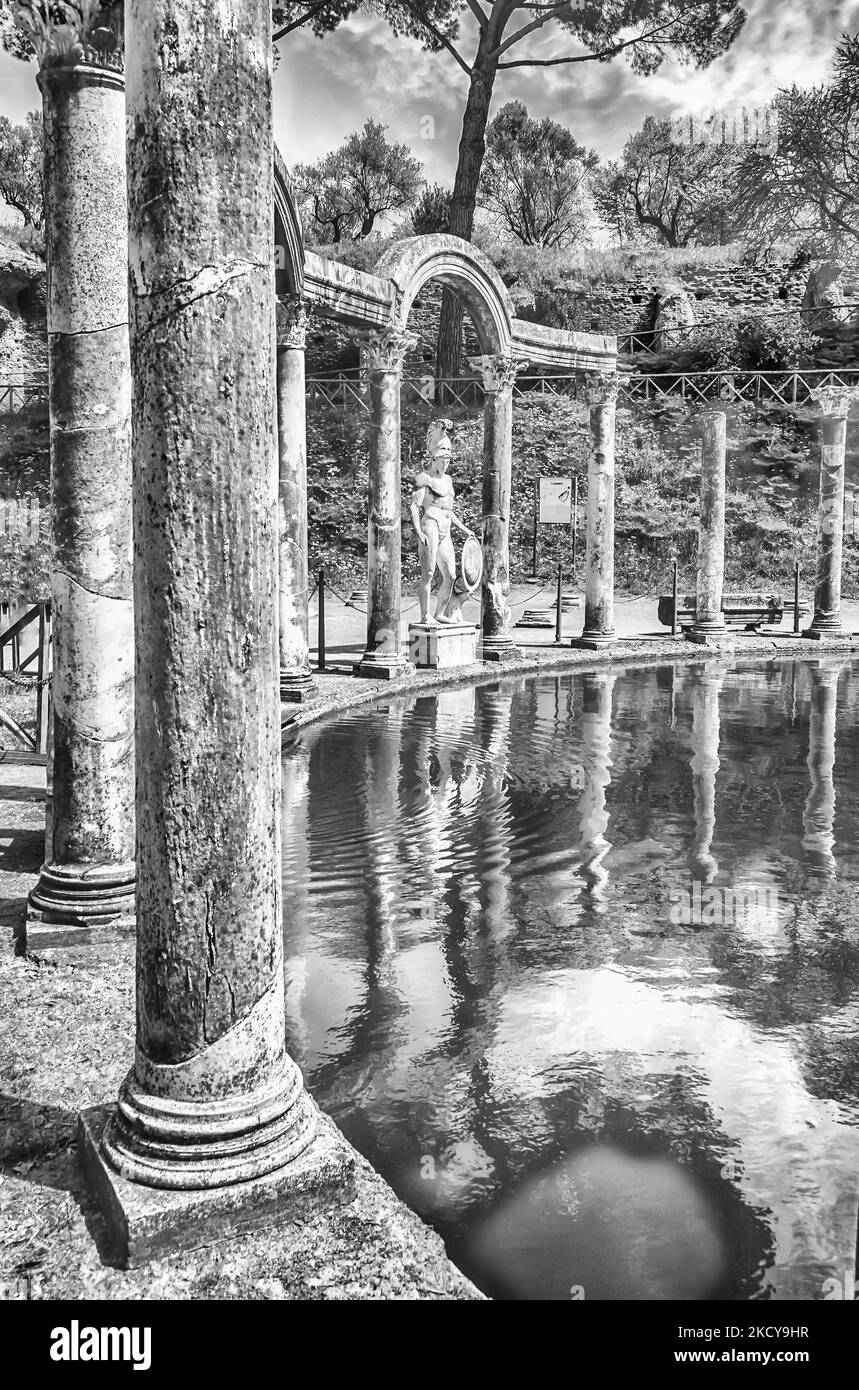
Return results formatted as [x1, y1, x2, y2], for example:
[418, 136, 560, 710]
[1, 0, 858, 195]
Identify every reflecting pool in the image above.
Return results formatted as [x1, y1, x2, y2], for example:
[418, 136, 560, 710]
[282, 657, 859, 1300]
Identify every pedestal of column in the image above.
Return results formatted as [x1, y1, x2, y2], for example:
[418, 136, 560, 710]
[355, 330, 416, 679]
[80, 0, 352, 1267]
[276, 296, 314, 704]
[577, 374, 619, 649]
[26, 50, 135, 949]
[803, 386, 858, 641]
[687, 411, 732, 648]
[471, 354, 522, 662]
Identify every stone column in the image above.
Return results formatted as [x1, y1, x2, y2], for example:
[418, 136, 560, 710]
[355, 329, 416, 679]
[24, 19, 135, 947]
[80, 0, 346, 1264]
[276, 295, 314, 703]
[472, 354, 522, 662]
[687, 412, 728, 645]
[578, 373, 619, 649]
[803, 386, 858, 640]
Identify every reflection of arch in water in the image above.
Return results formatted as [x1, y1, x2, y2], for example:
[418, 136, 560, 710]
[578, 671, 616, 910]
[688, 664, 727, 886]
[802, 658, 846, 881]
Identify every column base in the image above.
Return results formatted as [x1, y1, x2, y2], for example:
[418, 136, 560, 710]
[353, 652, 408, 680]
[79, 1100, 356, 1269]
[481, 636, 521, 663]
[24, 860, 136, 950]
[684, 622, 733, 648]
[280, 667, 316, 704]
[574, 629, 616, 650]
[801, 623, 854, 642]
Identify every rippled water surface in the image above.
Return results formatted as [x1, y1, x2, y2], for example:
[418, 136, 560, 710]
[282, 658, 859, 1300]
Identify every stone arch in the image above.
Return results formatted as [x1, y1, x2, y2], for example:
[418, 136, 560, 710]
[373, 234, 515, 355]
[274, 144, 304, 297]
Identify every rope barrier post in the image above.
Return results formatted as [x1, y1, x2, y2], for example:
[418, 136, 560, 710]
[35, 601, 50, 756]
[317, 567, 326, 672]
[555, 563, 563, 644]
[571, 475, 579, 584]
[793, 558, 801, 635]
[531, 477, 539, 578]
[671, 558, 679, 638]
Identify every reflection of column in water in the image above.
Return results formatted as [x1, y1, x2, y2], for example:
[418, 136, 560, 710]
[362, 706, 405, 981]
[282, 745, 311, 1062]
[802, 660, 844, 880]
[688, 665, 726, 886]
[578, 670, 615, 910]
[475, 684, 515, 940]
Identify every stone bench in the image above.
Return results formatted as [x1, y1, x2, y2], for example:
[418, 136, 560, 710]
[658, 592, 811, 631]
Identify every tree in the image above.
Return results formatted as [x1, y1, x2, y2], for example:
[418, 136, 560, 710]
[293, 119, 422, 243]
[478, 100, 595, 249]
[735, 35, 859, 256]
[0, 110, 44, 229]
[412, 182, 452, 234]
[593, 115, 744, 248]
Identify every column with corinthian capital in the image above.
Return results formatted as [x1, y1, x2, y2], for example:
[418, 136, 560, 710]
[276, 295, 314, 703]
[356, 329, 416, 679]
[577, 372, 619, 649]
[471, 353, 523, 662]
[20, 5, 136, 947]
[803, 385, 859, 640]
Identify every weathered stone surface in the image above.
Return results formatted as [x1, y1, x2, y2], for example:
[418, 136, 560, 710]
[355, 329, 415, 678]
[578, 373, 618, 649]
[277, 296, 314, 703]
[687, 411, 728, 646]
[804, 387, 859, 639]
[408, 622, 479, 669]
[654, 279, 696, 349]
[25, 59, 135, 947]
[80, 1102, 355, 1268]
[92, 0, 316, 1200]
[473, 354, 521, 661]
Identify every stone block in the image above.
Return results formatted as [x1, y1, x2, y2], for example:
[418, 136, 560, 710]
[79, 1102, 356, 1269]
[408, 622, 479, 669]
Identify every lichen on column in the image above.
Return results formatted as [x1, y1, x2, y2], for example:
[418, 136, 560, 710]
[687, 410, 728, 645]
[355, 328, 416, 679]
[471, 353, 523, 662]
[99, 0, 315, 1190]
[803, 386, 858, 640]
[19, 1, 136, 943]
[276, 295, 314, 703]
[578, 372, 619, 649]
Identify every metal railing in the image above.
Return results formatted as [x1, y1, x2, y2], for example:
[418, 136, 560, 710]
[306, 366, 859, 412]
[0, 600, 51, 755]
[0, 376, 48, 416]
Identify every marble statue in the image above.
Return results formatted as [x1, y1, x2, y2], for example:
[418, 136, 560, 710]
[410, 419, 477, 625]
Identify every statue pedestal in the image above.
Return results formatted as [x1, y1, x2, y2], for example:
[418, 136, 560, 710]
[408, 623, 479, 670]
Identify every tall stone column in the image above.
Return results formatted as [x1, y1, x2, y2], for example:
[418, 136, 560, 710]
[578, 373, 619, 649]
[803, 386, 858, 640]
[23, 13, 135, 947]
[687, 412, 728, 645]
[276, 295, 314, 703]
[80, 0, 347, 1264]
[356, 329, 416, 679]
[472, 354, 522, 662]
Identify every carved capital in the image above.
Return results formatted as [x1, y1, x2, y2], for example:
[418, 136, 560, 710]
[276, 295, 310, 350]
[16, 2, 124, 72]
[358, 329, 418, 375]
[470, 354, 527, 395]
[810, 384, 859, 419]
[586, 371, 621, 407]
